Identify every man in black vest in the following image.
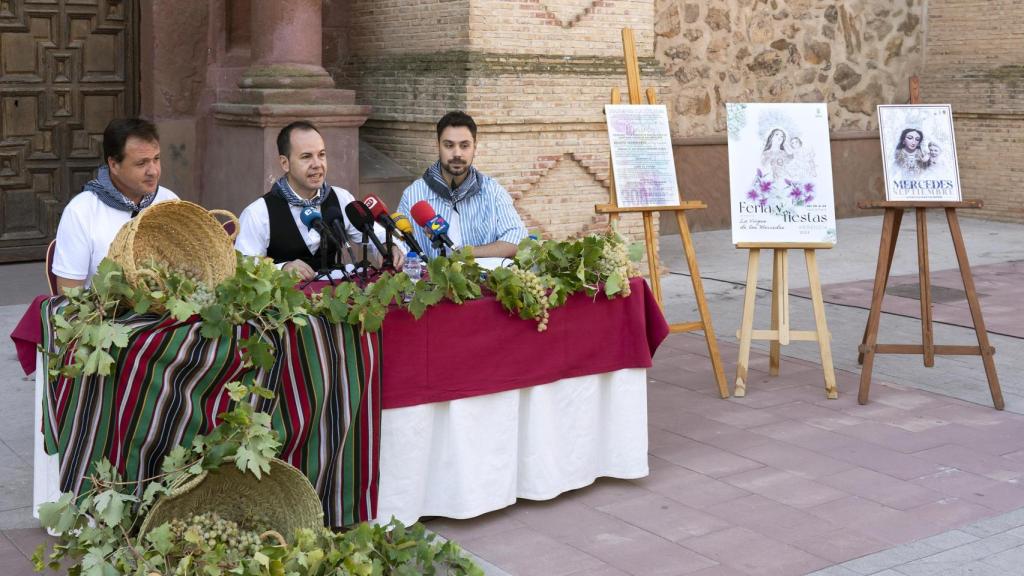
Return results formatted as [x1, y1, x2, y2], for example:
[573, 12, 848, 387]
[235, 121, 401, 279]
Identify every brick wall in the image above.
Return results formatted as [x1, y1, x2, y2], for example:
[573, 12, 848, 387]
[327, 0, 660, 261]
[921, 0, 1024, 221]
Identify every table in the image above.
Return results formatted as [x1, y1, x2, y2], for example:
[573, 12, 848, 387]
[20, 302, 381, 528]
[13, 278, 668, 526]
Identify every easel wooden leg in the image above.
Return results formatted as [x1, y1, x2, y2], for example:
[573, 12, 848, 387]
[770, 251, 781, 376]
[769, 250, 791, 376]
[859, 208, 900, 404]
[805, 249, 837, 399]
[676, 212, 729, 398]
[641, 212, 662, 306]
[734, 248, 760, 397]
[916, 208, 935, 367]
[946, 208, 1004, 410]
[859, 209, 903, 364]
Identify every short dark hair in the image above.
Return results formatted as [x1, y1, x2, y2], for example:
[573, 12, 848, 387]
[103, 118, 159, 163]
[277, 121, 321, 157]
[436, 111, 477, 140]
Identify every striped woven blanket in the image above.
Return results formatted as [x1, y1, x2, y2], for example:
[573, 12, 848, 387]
[40, 297, 381, 527]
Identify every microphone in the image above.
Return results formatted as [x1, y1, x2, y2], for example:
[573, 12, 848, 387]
[390, 212, 426, 258]
[344, 201, 394, 267]
[362, 195, 400, 232]
[299, 207, 341, 250]
[322, 204, 360, 265]
[410, 201, 455, 250]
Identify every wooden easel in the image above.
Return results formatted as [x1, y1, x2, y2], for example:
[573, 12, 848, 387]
[733, 242, 837, 399]
[595, 28, 729, 399]
[857, 78, 1004, 409]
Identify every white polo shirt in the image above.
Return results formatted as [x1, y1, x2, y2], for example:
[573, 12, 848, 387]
[52, 187, 179, 287]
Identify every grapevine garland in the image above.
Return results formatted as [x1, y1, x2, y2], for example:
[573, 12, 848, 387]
[46, 231, 643, 379]
[32, 383, 484, 576]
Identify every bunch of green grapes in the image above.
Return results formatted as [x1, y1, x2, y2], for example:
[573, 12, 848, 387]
[509, 266, 551, 332]
[168, 512, 263, 557]
[186, 282, 216, 308]
[597, 238, 638, 297]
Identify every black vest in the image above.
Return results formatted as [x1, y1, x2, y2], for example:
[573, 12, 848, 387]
[263, 188, 341, 269]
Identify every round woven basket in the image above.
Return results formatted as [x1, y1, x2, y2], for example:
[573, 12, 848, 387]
[138, 458, 324, 542]
[107, 200, 238, 289]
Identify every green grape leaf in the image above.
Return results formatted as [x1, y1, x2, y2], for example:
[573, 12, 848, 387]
[93, 489, 136, 528]
[145, 522, 175, 556]
[226, 381, 249, 402]
[605, 271, 624, 297]
[167, 298, 199, 322]
[235, 445, 270, 479]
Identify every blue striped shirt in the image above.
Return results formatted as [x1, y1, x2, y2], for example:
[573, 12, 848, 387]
[397, 173, 528, 260]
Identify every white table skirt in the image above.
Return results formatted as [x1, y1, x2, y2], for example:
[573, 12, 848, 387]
[374, 368, 649, 525]
[34, 351, 61, 517]
[34, 353, 649, 524]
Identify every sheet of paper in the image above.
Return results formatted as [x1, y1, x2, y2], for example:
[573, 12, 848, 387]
[606, 104, 680, 208]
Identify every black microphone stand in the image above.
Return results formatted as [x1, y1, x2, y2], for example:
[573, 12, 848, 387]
[356, 232, 374, 281]
[382, 228, 396, 271]
[432, 236, 448, 258]
[300, 238, 339, 290]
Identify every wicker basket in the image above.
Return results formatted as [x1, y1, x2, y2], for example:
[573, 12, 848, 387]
[138, 458, 324, 542]
[107, 200, 239, 289]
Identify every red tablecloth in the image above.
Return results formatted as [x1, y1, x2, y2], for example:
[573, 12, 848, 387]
[379, 277, 667, 408]
[11, 277, 668, 409]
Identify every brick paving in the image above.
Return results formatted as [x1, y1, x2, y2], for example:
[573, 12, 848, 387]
[421, 333, 1024, 575]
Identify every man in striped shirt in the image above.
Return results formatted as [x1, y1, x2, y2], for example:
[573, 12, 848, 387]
[398, 111, 528, 260]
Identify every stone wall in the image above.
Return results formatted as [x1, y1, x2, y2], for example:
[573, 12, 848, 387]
[920, 0, 1024, 222]
[655, 0, 926, 135]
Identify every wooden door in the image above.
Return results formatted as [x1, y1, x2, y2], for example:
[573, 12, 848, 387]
[0, 0, 137, 262]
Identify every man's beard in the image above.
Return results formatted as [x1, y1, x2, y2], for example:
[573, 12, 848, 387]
[442, 160, 469, 183]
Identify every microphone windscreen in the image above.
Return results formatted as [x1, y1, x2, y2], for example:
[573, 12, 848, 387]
[391, 212, 413, 234]
[299, 207, 322, 228]
[410, 201, 436, 227]
[322, 204, 344, 224]
[363, 194, 390, 220]
[344, 200, 374, 229]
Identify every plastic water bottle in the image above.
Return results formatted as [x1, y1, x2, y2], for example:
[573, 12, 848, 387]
[402, 251, 421, 301]
[403, 251, 422, 281]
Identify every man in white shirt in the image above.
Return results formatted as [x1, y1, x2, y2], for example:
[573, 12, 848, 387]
[52, 118, 179, 292]
[234, 121, 402, 280]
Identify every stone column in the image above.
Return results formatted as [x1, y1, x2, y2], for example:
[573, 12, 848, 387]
[241, 0, 333, 89]
[203, 0, 370, 214]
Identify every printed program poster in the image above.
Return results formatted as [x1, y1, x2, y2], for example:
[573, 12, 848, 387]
[726, 102, 837, 245]
[605, 104, 680, 208]
[877, 104, 962, 202]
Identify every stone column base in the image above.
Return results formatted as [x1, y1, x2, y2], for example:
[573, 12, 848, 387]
[203, 89, 371, 214]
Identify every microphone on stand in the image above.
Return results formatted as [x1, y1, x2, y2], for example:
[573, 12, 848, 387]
[390, 212, 426, 260]
[410, 201, 455, 255]
[344, 200, 395, 270]
[322, 204, 361, 267]
[299, 207, 340, 251]
[298, 207, 348, 282]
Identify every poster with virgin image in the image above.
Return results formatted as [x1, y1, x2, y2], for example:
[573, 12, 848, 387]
[726, 102, 837, 245]
[877, 104, 962, 202]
